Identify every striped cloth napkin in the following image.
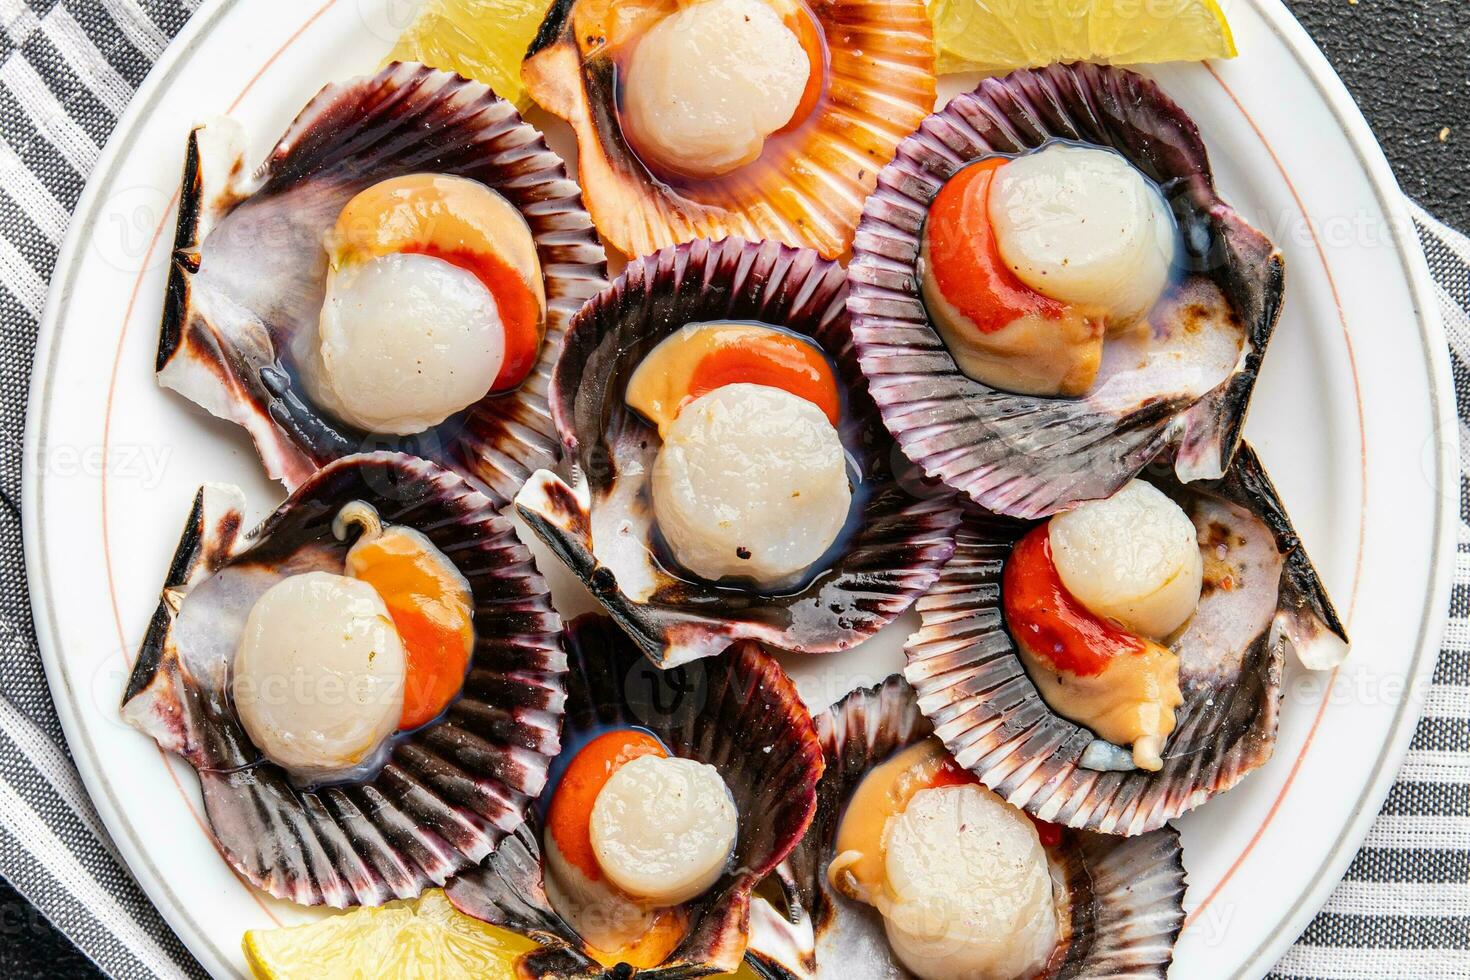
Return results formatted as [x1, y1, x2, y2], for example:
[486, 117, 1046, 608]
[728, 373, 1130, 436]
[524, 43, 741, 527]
[0, 2, 1465, 978]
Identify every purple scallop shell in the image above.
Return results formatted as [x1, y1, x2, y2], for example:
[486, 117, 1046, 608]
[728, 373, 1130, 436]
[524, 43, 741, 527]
[903, 444, 1349, 836]
[848, 62, 1284, 518]
[120, 453, 566, 907]
[447, 614, 824, 977]
[156, 62, 608, 501]
[744, 676, 1187, 979]
[513, 236, 961, 668]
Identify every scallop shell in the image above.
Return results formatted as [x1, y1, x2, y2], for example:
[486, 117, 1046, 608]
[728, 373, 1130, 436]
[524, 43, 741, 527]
[157, 62, 608, 500]
[446, 614, 824, 976]
[903, 444, 1349, 836]
[743, 676, 1187, 979]
[848, 63, 1283, 518]
[513, 237, 960, 667]
[521, 0, 935, 258]
[120, 453, 566, 907]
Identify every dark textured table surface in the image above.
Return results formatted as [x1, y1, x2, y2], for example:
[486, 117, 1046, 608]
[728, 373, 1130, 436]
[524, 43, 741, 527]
[4, 1, 1467, 977]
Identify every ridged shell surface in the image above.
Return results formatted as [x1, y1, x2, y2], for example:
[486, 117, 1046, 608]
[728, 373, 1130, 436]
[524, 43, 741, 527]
[521, 0, 936, 258]
[515, 237, 960, 667]
[121, 453, 566, 907]
[157, 62, 607, 501]
[447, 614, 824, 976]
[744, 676, 1187, 979]
[903, 445, 1348, 835]
[848, 63, 1284, 518]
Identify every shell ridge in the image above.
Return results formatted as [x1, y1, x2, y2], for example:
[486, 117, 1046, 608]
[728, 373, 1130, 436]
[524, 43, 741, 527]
[520, 0, 936, 257]
[535, 238, 959, 663]
[450, 616, 821, 976]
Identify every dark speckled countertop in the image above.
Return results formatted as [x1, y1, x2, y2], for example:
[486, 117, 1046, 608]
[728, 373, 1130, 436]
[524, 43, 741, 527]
[1285, 0, 1469, 230]
[2, 2, 1466, 978]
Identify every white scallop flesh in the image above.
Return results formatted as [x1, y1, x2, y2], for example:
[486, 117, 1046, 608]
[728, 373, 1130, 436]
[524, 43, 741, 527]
[989, 144, 1176, 324]
[312, 252, 505, 435]
[589, 754, 738, 906]
[1048, 479, 1204, 640]
[878, 784, 1059, 980]
[621, 0, 808, 178]
[651, 383, 850, 588]
[231, 571, 406, 781]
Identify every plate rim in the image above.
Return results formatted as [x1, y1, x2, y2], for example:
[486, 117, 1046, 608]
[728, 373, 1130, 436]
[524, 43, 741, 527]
[1223, 2, 1458, 973]
[19, 0, 1457, 977]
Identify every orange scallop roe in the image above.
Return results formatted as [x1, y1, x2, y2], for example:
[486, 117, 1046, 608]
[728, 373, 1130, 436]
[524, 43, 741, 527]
[1001, 522, 1147, 678]
[927, 754, 980, 790]
[923, 158, 1073, 334]
[345, 528, 475, 731]
[591, 909, 687, 971]
[626, 322, 841, 434]
[546, 729, 669, 882]
[775, 0, 828, 135]
[685, 333, 840, 426]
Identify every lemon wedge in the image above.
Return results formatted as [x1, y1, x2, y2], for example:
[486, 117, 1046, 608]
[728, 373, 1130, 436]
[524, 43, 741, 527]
[242, 889, 537, 979]
[928, 0, 1236, 76]
[387, 0, 553, 110]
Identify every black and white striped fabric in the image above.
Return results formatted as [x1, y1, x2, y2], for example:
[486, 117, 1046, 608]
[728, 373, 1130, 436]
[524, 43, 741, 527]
[0, 2, 1464, 978]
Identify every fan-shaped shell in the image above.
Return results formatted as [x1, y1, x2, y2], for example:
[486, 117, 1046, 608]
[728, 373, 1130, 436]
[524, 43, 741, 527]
[446, 614, 824, 976]
[521, 0, 936, 258]
[902, 444, 1349, 836]
[743, 676, 1187, 979]
[848, 62, 1283, 518]
[513, 237, 960, 667]
[120, 453, 566, 907]
[157, 62, 608, 500]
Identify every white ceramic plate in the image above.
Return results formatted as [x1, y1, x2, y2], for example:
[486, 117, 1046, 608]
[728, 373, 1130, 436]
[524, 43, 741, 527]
[23, 0, 1456, 977]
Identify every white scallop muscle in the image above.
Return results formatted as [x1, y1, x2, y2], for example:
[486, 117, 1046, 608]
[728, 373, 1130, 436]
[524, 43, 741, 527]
[990, 143, 1176, 325]
[621, 0, 809, 178]
[310, 251, 505, 435]
[232, 572, 406, 780]
[589, 754, 738, 906]
[651, 383, 850, 588]
[1048, 478, 1204, 639]
[879, 784, 1059, 980]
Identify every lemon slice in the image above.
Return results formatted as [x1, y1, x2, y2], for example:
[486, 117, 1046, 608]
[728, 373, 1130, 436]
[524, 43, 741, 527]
[928, 0, 1236, 76]
[387, 0, 553, 110]
[242, 889, 537, 979]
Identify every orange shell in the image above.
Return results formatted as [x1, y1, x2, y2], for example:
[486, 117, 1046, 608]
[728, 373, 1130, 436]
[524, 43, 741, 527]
[522, 0, 936, 258]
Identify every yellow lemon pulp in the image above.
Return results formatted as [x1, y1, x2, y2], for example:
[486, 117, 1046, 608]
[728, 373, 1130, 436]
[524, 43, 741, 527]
[243, 887, 770, 978]
[242, 890, 536, 979]
[387, 0, 554, 110]
[928, 0, 1236, 76]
